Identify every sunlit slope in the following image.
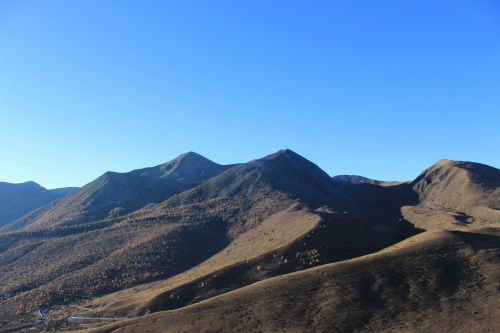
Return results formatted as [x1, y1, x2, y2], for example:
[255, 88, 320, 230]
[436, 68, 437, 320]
[86, 230, 500, 333]
[402, 160, 500, 230]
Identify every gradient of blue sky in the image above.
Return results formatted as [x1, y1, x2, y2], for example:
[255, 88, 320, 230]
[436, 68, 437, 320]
[1, 0, 499, 188]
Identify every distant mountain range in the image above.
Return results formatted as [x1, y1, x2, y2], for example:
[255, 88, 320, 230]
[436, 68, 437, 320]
[0, 150, 498, 332]
[0, 181, 77, 228]
[1, 152, 232, 232]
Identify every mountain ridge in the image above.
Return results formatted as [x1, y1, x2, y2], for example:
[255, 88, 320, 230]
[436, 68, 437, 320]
[0, 151, 498, 333]
[0, 149, 418, 320]
[402, 158, 500, 230]
[0, 181, 77, 228]
[1, 152, 233, 232]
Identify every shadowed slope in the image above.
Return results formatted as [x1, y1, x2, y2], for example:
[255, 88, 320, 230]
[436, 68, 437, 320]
[2, 152, 231, 232]
[85, 230, 500, 333]
[0, 181, 77, 228]
[332, 175, 403, 186]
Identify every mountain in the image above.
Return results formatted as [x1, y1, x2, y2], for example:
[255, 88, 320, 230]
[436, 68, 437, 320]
[334, 160, 500, 231]
[49, 187, 79, 197]
[0, 152, 498, 333]
[1, 152, 232, 232]
[402, 159, 500, 230]
[0, 181, 77, 228]
[0, 149, 427, 332]
[128, 149, 340, 225]
[0, 149, 419, 327]
[333, 174, 383, 185]
[86, 230, 500, 333]
[333, 175, 402, 186]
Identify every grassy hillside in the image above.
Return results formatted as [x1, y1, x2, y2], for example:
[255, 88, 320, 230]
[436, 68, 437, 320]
[402, 160, 500, 230]
[85, 230, 500, 333]
[0, 154, 498, 332]
[0, 150, 419, 330]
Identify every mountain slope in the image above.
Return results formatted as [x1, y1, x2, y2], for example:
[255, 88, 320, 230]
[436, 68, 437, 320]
[88, 157, 500, 326]
[0, 181, 77, 228]
[5, 150, 424, 332]
[49, 187, 79, 197]
[86, 230, 500, 333]
[402, 159, 500, 230]
[332, 175, 402, 186]
[126, 149, 339, 233]
[1, 154, 498, 332]
[2, 152, 231, 232]
[0, 149, 418, 326]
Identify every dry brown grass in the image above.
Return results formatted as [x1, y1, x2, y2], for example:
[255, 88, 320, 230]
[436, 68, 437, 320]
[402, 160, 500, 230]
[0, 155, 497, 332]
[84, 229, 500, 333]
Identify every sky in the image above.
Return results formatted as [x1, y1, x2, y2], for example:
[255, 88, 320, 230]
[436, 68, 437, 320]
[0, 0, 499, 188]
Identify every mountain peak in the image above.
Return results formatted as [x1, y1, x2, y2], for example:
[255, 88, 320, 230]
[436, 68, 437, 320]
[418, 159, 499, 181]
[170, 151, 217, 169]
[277, 148, 296, 155]
[157, 152, 224, 177]
[0, 181, 47, 191]
[259, 149, 329, 176]
[251, 149, 336, 202]
[176, 151, 206, 161]
[262, 148, 299, 160]
[7, 153, 233, 231]
[433, 159, 462, 168]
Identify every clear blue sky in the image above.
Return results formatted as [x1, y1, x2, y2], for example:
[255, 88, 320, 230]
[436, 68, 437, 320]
[1, 0, 499, 188]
